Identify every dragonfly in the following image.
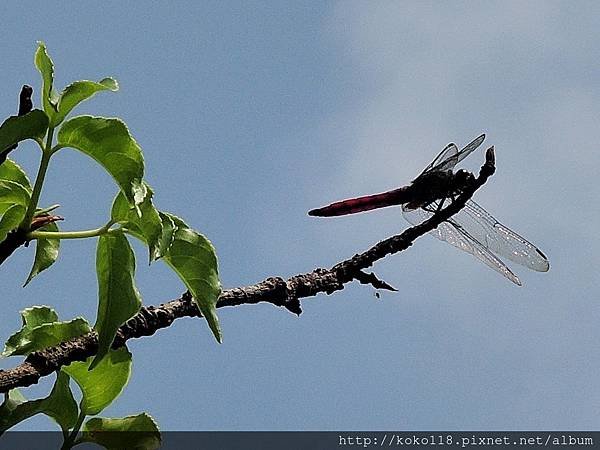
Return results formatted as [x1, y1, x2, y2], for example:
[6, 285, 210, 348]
[308, 134, 549, 285]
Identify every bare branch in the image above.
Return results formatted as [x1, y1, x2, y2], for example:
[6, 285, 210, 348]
[0, 147, 495, 394]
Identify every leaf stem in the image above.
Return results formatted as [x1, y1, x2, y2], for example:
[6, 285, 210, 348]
[27, 221, 117, 240]
[50, 143, 65, 155]
[19, 127, 55, 231]
[61, 410, 86, 450]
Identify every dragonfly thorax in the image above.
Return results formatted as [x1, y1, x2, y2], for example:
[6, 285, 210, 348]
[406, 169, 474, 209]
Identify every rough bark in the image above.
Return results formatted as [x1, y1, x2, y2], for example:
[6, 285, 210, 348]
[0, 148, 495, 393]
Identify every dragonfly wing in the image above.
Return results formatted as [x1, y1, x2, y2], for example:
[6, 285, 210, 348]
[402, 201, 522, 285]
[461, 200, 550, 272]
[428, 134, 486, 173]
[419, 143, 458, 176]
[456, 133, 486, 165]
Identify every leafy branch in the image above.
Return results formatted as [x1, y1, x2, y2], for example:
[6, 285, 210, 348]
[0, 145, 495, 394]
[0, 42, 216, 447]
[0, 43, 494, 449]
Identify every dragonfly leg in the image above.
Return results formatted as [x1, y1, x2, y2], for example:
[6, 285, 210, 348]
[435, 197, 447, 213]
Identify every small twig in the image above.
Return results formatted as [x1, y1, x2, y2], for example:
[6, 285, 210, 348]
[0, 86, 35, 265]
[354, 271, 397, 291]
[0, 85, 33, 165]
[0, 216, 63, 266]
[0, 231, 28, 265]
[0, 148, 495, 394]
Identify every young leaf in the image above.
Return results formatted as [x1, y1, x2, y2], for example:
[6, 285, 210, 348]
[24, 221, 60, 286]
[34, 41, 58, 117]
[1, 305, 88, 358]
[2, 317, 91, 357]
[0, 204, 26, 243]
[111, 185, 162, 262]
[3, 306, 58, 352]
[81, 413, 161, 450]
[0, 372, 78, 434]
[91, 232, 141, 370]
[52, 78, 119, 126]
[162, 214, 222, 343]
[0, 158, 32, 193]
[57, 116, 146, 206]
[0, 109, 49, 158]
[62, 348, 132, 416]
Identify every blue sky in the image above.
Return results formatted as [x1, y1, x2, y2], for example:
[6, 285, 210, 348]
[1, 1, 599, 430]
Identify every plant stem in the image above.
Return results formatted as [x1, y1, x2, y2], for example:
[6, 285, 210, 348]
[19, 127, 55, 231]
[61, 410, 86, 450]
[27, 221, 117, 240]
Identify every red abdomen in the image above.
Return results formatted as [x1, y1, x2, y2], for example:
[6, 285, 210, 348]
[308, 187, 410, 217]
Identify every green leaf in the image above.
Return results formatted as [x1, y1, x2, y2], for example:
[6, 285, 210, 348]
[24, 221, 60, 286]
[0, 389, 27, 418]
[156, 212, 176, 259]
[0, 390, 32, 433]
[52, 78, 119, 126]
[115, 210, 220, 340]
[34, 42, 118, 127]
[0, 390, 39, 433]
[81, 413, 161, 450]
[111, 185, 163, 262]
[19, 305, 58, 327]
[0, 204, 26, 243]
[110, 189, 136, 226]
[34, 41, 58, 117]
[0, 159, 32, 193]
[2, 306, 88, 358]
[57, 116, 146, 206]
[37, 371, 78, 434]
[0, 372, 78, 434]
[0, 109, 49, 156]
[2, 315, 90, 357]
[91, 232, 141, 370]
[134, 188, 162, 260]
[162, 214, 222, 343]
[0, 179, 31, 214]
[0, 180, 30, 241]
[62, 348, 132, 416]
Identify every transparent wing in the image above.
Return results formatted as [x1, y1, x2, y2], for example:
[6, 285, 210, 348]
[419, 143, 458, 176]
[421, 134, 486, 176]
[401, 200, 522, 285]
[461, 200, 549, 272]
